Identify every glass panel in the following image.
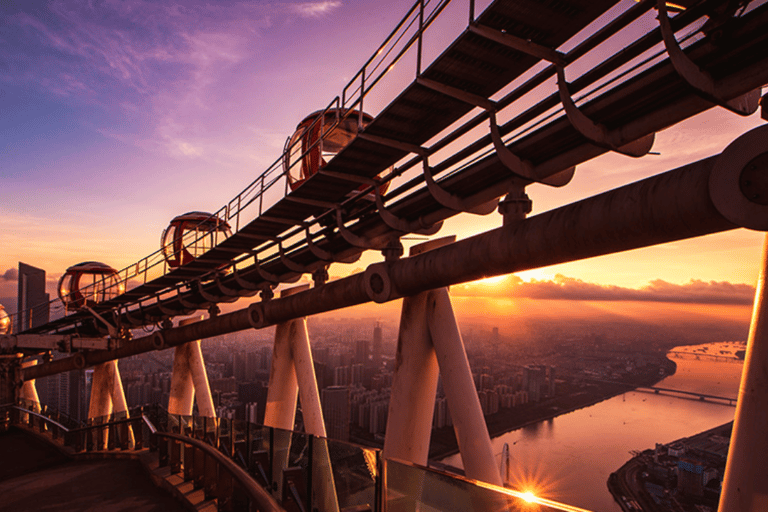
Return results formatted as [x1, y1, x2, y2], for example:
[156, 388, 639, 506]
[319, 437, 377, 512]
[386, 459, 569, 512]
[271, 427, 294, 498]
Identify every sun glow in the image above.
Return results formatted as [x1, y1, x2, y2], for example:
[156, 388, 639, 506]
[521, 491, 537, 503]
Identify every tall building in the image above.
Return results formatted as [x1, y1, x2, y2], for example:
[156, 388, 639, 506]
[17, 262, 49, 333]
[372, 322, 383, 367]
[321, 386, 350, 441]
[524, 365, 545, 402]
[355, 339, 369, 365]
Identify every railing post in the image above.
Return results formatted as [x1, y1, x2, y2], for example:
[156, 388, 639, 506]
[417, 0, 424, 76]
[359, 70, 365, 129]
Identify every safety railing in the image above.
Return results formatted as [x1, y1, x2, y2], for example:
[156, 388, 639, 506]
[2, 401, 586, 511]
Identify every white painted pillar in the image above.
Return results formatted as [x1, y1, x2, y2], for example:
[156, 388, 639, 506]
[20, 359, 41, 413]
[383, 291, 440, 465]
[89, 362, 114, 420]
[188, 339, 215, 417]
[168, 317, 215, 418]
[169, 342, 195, 416]
[264, 287, 302, 499]
[108, 360, 135, 448]
[720, 234, 768, 512]
[263, 284, 339, 512]
[427, 288, 502, 486]
[264, 316, 299, 430]
[289, 309, 340, 512]
[291, 315, 325, 437]
[89, 361, 115, 450]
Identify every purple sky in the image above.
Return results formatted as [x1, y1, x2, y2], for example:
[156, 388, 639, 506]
[1, 0, 766, 307]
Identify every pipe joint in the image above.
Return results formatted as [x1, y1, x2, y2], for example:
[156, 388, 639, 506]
[248, 303, 265, 329]
[365, 264, 392, 303]
[710, 125, 768, 231]
[151, 332, 165, 350]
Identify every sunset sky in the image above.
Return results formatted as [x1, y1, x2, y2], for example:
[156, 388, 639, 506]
[1, 0, 765, 322]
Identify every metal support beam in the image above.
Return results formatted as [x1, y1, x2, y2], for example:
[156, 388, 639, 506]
[22, 125, 768, 381]
[719, 234, 768, 512]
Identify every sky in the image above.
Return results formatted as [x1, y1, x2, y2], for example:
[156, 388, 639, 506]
[1, 0, 766, 326]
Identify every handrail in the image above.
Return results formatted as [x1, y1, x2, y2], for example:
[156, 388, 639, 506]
[155, 430, 284, 512]
[11, 405, 70, 432]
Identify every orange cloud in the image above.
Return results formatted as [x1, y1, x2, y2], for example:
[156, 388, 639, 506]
[452, 274, 755, 305]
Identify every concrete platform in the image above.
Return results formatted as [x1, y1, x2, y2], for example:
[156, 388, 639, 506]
[0, 428, 187, 512]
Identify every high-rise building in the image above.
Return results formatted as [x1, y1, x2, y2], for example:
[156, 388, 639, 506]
[355, 339, 369, 365]
[372, 322, 383, 367]
[548, 366, 556, 396]
[17, 262, 49, 333]
[321, 386, 350, 441]
[524, 365, 545, 402]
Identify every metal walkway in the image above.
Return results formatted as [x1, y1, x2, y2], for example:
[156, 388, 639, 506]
[13, 0, 768, 338]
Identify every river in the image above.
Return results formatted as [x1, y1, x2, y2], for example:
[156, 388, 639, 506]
[440, 342, 745, 511]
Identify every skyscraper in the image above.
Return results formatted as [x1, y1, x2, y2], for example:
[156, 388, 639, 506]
[373, 322, 383, 367]
[17, 262, 49, 333]
[321, 386, 350, 441]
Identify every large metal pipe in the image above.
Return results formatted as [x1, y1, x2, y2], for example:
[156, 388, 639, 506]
[22, 126, 768, 381]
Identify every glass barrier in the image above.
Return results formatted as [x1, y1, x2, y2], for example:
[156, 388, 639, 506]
[323, 437, 377, 512]
[5, 402, 588, 512]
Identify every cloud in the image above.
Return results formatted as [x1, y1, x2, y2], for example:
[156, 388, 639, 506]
[452, 274, 755, 305]
[1, 268, 18, 281]
[288, 2, 342, 18]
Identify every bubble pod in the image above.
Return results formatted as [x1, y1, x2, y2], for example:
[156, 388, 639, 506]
[161, 211, 233, 268]
[283, 109, 390, 193]
[58, 262, 122, 312]
[0, 304, 10, 335]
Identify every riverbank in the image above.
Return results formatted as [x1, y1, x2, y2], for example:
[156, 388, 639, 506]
[427, 356, 677, 462]
[608, 421, 733, 511]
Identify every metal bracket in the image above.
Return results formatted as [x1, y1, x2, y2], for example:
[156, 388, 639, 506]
[83, 305, 118, 338]
[335, 208, 383, 249]
[155, 296, 186, 317]
[230, 267, 261, 294]
[177, 288, 206, 311]
[468, 24, 566, 66]
[248, 250, 281, 284]
[357, 132, 424, 155]
[416, 77, 496, 111]
[306, 227, 335, 262]
[488, 111, 575, 187]
[417, 75, 573, 188]
[657, 0, 760, 116]
[373, 185, 443, 235]
[197, 279, 225, 304]
[319, 169, 379, 187]
[421, 153, 498, 214]
[124, 302, 150, 327]
[278, 241, 311, 274]
[556, 66, 655, 157]
[214, 274, 246, 298]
